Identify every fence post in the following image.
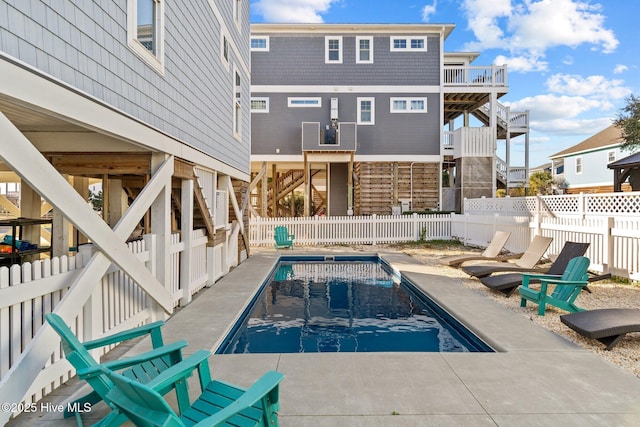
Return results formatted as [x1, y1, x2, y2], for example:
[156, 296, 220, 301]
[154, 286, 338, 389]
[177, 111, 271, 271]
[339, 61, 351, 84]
[579, 192, 585, 219]
[481, 196, 487, 215]
[413, 212, 419, 241]
[603, 217, 614, 273]
[79, 245, 103, 352]
[493, 213, 499, 236]
[372, 214, 377, 245]
[464, 213, 469, 245]
[532, 213, 542, 237]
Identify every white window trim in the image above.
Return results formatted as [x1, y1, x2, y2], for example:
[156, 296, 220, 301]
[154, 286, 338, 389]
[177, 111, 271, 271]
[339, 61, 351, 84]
[288, 97, 322, 108]
[357, 97, 375, 125]
[220, 29, 230, 70]
[325, 36, 343, 64]
[390, 36, 428, 52]
[233, 0, 242, 30]
[356, 36, 374, 64]
[126, 0, 165, 75]
[575, 156, 583, 174]
[250, 36, 270, 51]
[251, 97, 270, 113]
[608, 150, 616, 163]
[390, 97, 428, 113]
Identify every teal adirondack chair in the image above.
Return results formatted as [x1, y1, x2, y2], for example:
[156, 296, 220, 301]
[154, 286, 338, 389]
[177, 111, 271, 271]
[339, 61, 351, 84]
[274, 226, 294, 249]
[519, 256, 591, 316]
[45, 313, 189, 426]
[102, 349, 284, 427]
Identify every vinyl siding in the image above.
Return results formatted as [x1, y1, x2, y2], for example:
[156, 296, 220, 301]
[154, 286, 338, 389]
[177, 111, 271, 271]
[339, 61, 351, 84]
[0, 0, 251, 173]
[564, 147, 623, 188]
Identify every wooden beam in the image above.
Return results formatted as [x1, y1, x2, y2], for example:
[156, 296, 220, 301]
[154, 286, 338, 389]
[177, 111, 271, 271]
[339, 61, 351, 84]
[48, 153, 151, 175]
[260, 162, 268, 217]
[173, 158, 196, 179]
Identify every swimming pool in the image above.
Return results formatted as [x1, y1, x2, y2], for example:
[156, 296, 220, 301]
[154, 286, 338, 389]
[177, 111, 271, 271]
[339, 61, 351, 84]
[216, 255, 493, 354]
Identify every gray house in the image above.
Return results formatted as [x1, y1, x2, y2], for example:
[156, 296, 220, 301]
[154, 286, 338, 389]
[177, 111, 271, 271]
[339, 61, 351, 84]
[0, 0, 250, 417]
[250, 23, 530, 216]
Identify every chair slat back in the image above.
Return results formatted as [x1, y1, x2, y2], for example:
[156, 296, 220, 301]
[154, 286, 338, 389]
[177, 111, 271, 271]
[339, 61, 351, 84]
[551, 256, 590, 301]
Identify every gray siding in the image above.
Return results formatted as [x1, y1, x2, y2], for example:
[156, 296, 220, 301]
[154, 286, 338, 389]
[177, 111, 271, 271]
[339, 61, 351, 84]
[329, 163, 348, 216]
[0, 0, 251, 173]
[252, 92, 440, 156]
[252, 34, 440, 86]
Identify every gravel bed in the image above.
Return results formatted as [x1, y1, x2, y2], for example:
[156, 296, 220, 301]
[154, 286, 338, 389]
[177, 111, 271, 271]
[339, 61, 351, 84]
[258, 243, 640, 378]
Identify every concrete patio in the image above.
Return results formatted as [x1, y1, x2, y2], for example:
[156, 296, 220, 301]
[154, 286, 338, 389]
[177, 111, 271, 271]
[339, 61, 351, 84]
[8, 250, 640, 426]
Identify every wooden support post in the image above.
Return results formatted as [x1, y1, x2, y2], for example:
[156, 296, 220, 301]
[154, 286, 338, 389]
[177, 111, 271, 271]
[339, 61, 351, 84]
[150, 153, 172, 319]
[180, 178, 194, 306]
[271, 163, 278, 217]
[304, 153, 310, 217]
[72, 176, 90, 245]
[348, 153, 354, 215]
[393, 162, 399, 205]
[261, 162, 267, 217]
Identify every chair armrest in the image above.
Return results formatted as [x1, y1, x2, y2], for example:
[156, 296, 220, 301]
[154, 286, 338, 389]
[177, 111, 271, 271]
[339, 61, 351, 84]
[77, 340, 188, 379]
[521, 273, 561, 288]
[145, 349, 212, 392]
[83, 320, 166, 350]
[540, 278, 589, 287]
[194, 371, 284, 427]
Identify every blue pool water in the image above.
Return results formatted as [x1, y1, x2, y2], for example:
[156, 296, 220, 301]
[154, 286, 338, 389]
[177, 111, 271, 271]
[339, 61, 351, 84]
[217, 256, 493, 354]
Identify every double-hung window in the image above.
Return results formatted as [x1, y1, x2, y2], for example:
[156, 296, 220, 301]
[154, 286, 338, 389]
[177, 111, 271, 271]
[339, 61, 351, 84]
[608, 151, 616, 163]
[127, 0, 165, 73]
[357, 97, 375, 124]
[356, 36, 373, 63]
[390, 97, 428, 113]
[325, 36, 342, 63]
[575, 157, 583, 174]
[234, 71, 241, 138]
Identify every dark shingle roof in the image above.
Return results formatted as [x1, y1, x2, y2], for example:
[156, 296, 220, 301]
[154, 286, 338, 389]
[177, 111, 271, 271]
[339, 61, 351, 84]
[549, 125, 623, 159]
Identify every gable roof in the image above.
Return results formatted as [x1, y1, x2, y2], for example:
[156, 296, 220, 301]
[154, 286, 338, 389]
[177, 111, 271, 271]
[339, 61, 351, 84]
[549, 125, 623, 159]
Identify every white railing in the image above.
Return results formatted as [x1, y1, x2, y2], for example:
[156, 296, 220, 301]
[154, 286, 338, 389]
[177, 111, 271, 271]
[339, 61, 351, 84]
[250, 214, 451, 246]
[464, 192, 640, 217]
[0, 229, 210, 408]
[447, 127, 495, 158]
[443, 65, 507, 87]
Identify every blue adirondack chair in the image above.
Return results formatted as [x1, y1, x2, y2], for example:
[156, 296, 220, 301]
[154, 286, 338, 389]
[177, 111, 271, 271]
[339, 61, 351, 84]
[274, 226, 294, 249]
[45, 313, 189, 426]
[519, 256, 591, 316]
[102, 349, 284, 427]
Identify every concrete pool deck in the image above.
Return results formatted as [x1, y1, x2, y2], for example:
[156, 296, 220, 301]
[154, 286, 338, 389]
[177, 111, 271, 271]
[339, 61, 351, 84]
[8, 250, 640, 426]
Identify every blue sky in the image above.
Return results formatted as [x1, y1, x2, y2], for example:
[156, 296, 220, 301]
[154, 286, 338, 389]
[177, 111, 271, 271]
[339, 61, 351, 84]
[250, 0, 640, 168]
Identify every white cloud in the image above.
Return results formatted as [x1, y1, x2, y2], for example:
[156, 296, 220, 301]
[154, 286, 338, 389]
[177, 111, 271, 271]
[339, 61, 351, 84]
[462, 0, 619, 69]
[530, 117, 613, 135]
[613, 64, 628, 74]
[494, 54, 547, 72]
[421, 1, 437, 22]
[545, 73, 631, 100]
[252, 0, 337, 23]
[508, 94, 604, 121]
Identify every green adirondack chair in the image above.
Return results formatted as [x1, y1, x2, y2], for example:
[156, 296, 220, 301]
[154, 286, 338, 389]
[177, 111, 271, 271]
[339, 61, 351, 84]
[519, 256, 591, 316]
[101, 349, 284, 427]
[274, 226, 294, 249]
[45, 313, 189, 426]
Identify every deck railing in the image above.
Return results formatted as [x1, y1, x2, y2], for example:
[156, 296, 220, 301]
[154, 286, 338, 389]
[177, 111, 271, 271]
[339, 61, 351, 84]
[443, 65, 507, 87]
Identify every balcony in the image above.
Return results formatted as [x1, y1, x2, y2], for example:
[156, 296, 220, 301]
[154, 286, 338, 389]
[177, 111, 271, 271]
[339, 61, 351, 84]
[302, 122, 357, 152]
[443, 65, 507, 87]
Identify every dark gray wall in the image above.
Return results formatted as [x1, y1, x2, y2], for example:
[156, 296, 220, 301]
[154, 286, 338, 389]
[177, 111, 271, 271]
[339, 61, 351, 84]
[329, 163, 348, 216]
[0, 0, 251, 173]
[252, 34, 440, 86]
[252, 92, 441, 156]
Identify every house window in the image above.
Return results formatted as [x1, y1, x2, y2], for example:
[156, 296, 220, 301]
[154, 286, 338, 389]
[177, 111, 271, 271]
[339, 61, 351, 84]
[390, 36, 428, 52]
[608, 151, 616, 163]
[390, 97, 427, 113]
[251, 36, 269, 51]
[233, 0, 241, 27]
[288, 97, 321, 107]
[356, 36, 373, 63]
[127, 0, 164, 73]
[357, 97, 375, 124]
[234, 71, 241, 138]
[223, 36, 229, 62]
[325, 36, 342, 63]
[575, 157, 582, 174]
[251, 97, 269, 113]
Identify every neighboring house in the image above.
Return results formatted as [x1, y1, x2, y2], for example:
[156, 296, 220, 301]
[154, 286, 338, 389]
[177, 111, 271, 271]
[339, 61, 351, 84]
[249, 24, 530, 216]
[0, 0, 250, 417]
[549, 125, 638, 194]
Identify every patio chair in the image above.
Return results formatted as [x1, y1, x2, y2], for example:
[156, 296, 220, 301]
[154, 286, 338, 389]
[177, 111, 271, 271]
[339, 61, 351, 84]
[439, 230, 514, 267]
[479, 241, 590, 296]
[45, 313, 189, 426]
[101, 349, 284, 427]
[274, 226, 295, 249]
[460, 235, 553, 278]
[519, 256, 590, 316]
[560, 308, 640, 350]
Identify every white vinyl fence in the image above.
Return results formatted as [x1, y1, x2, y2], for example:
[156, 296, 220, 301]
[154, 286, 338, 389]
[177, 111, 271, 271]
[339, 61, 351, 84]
[0, 229, 211, 407]
[250, 214, 451, 246]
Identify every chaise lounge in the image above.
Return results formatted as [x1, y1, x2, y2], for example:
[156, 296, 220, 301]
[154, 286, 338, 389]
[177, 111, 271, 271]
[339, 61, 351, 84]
[479, 241, 590, 296]
[461, 235, 553, 278]
[560, 308, 640, 350]
[439, 230, 513, 267]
